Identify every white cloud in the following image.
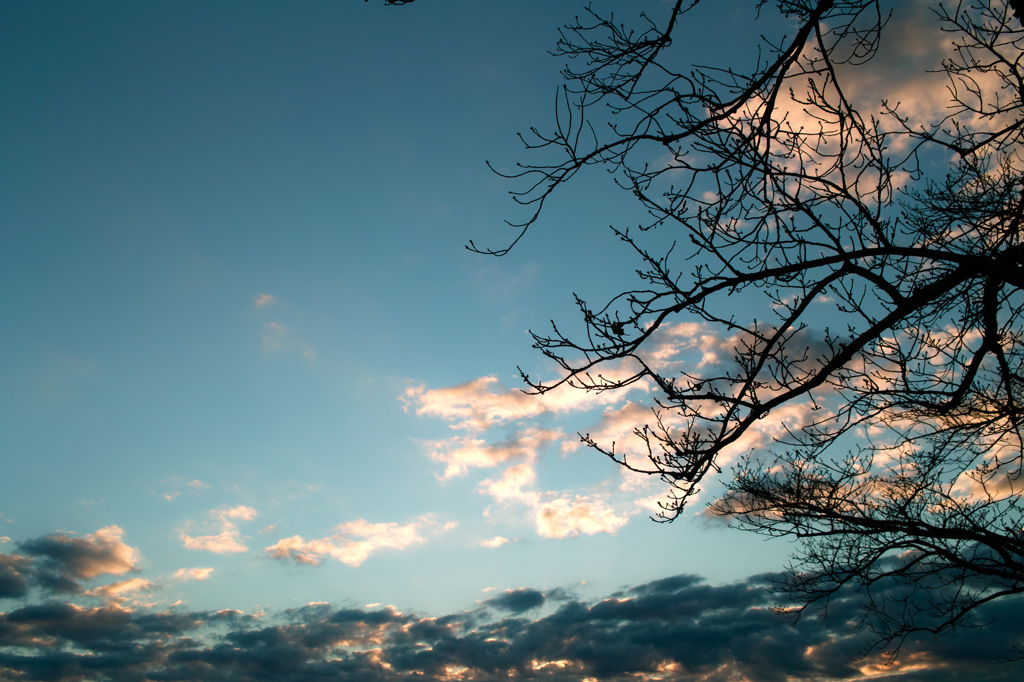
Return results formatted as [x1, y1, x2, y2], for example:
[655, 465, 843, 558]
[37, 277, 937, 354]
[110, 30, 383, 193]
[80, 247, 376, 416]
[405, 371, 648, 433]
[173, 567, 214, 582]
[265, 515, 455, 567]
[479, 463, 537, 503]
[179, 506, 258, 554]
[534, 495, 630, 539]
[425, 428, 562, 479]
[480, 536, 512, 548]
[477, 462, 634, 539]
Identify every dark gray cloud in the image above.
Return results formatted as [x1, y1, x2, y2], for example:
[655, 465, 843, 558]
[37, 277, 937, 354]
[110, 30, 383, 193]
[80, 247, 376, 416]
[15, 526, 140, 595]
[1, 563, 1021, 681]
[0, 554, 31, 599]
[484, 587, 546, 613]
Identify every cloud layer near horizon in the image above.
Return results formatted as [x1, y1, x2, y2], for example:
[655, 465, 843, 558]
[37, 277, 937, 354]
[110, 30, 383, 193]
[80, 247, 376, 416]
[1, 539, 1021, 682]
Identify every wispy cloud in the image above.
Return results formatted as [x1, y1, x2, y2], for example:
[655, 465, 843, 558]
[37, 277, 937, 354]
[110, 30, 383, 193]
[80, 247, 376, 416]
[253, 293, 276, 309]
[480, 535, 513, 548]
[424, 427, 562, 479]
[261, 320, 316, 361]
[161, 478, 210, 502]
[405, 371, 648, 433]
[173, 567, 214, 582]
[265, 515, 455, 567]
[84, 577, 154, 604]
[253, 294, 316, 361]
[408, 320, 836, 534]
[179, 506, 258, 554]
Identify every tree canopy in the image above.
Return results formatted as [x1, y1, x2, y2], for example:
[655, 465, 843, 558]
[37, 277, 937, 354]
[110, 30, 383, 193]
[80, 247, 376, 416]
[485, 0, 1024, 659]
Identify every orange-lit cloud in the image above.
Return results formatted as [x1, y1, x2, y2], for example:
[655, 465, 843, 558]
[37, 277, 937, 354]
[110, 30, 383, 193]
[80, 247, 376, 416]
[84, 577, 154, 604]
[20, 526, 141, 580]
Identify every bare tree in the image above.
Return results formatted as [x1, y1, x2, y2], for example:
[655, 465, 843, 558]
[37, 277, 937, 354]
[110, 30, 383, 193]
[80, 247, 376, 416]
[480, 0, 1024, 659]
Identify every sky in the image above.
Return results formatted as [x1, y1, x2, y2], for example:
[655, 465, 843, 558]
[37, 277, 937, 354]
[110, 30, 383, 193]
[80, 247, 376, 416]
[1, 1, 1022, 680]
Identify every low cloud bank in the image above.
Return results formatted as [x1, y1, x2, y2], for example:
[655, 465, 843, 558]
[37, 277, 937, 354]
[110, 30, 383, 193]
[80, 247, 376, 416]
[2, 537, 1021, 682]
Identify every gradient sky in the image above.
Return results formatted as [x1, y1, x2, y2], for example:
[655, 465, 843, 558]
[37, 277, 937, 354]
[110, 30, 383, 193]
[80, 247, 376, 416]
[2, 1, 1022, 680]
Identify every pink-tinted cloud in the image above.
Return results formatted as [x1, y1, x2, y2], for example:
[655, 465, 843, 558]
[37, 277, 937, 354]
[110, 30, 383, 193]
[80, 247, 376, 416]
[253, 293, 276, 309]
[265, 515, 455, 567]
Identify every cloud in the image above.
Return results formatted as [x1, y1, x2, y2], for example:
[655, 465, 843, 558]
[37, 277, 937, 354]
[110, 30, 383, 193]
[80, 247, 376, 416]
[179, 506, 258, 554]
[253, 293, 276, 309]
[425, 428, 562, 479]
[405, 371, 648, 433]
[480, 536, 512, 549]
[1, 528, 148, 601]
[17, 526, 141, 594]
[265, 515, 455, 567]
[479, 462, 537, 502]
[534, 495, 630, 539]
[162, 478, 210, 502]
[484, 588, 545, 613]
[180, 531, 249, 554]
[83, 577, 154, 604]
[0, 553, 31, 598]
[407, 321, 818, 537]
[478, 463, 633, 539]
[261, 321, 316, 361]
[0, 570, 1020, 681]
[173, 567, 214, 582]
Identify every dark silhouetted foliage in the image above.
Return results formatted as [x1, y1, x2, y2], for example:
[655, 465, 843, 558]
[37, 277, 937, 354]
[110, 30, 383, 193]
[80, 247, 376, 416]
[486, 0, 1024, 660]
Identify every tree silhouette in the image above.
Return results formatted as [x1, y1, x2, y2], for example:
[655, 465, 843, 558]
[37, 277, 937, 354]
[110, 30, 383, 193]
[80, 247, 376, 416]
[481, 0, 1024, 659]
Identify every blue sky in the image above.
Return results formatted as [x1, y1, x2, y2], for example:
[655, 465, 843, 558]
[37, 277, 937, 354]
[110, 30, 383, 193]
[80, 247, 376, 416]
[2, 1, 1022, 680]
